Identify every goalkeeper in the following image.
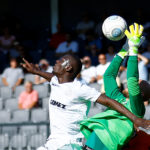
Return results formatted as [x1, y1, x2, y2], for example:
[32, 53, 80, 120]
[81, 23, 150, 150]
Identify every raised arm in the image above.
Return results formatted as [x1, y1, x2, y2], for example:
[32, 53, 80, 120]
[22, 58, 54, 82]
[96, 93, 150, 130]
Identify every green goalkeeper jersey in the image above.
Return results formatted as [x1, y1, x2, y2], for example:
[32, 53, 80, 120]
[80, 55, 145, 150]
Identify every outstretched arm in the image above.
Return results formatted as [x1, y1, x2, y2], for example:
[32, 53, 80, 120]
[21, 58, 54, 82]
[96, 93, 150, 130]
[125, 23, 145, 117]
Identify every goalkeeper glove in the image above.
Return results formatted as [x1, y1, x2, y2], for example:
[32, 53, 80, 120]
[124, 23, 145, 56]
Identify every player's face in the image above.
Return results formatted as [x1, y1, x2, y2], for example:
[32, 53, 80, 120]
[53, 56, 70, 76]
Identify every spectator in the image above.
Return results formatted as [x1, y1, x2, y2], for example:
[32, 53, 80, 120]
[76, 73, 87, 84]
[0, 27, 17, 56]
[89, 44, 99, 66]
[106, 44, 116, 62]
[85, 31, 102, 52]
[76, 13, 95, 40]
[35, 59, 53, 84]
[143, 43, 150, 71]
[96, 54, 110, 85]
[81, 56, 97, 84]
[2, 58, 24, 91]
[18, 81, 38, 109]
[138, 53, 149, 81]
[55, 33, 79, 57]
[49, 24, 66, 50]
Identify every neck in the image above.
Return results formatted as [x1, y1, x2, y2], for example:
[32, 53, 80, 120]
[57, 75, 74, 84]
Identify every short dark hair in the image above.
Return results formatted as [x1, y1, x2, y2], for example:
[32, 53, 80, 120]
[68, 54, 82, 79]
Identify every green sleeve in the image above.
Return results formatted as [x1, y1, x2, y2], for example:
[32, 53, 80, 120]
[127, 56, 145, 117]
[104, 55, 126, 101]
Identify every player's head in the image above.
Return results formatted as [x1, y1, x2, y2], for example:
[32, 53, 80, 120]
[139, 80, 150, 101]
[53, 54, 82, 80]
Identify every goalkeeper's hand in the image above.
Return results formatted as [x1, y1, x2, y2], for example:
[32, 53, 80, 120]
[124, 23, 145, 55]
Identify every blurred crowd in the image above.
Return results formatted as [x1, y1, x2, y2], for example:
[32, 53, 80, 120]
[1, 12, 150, 108]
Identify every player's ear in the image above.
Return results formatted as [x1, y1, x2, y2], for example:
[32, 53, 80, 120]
[65, 65, 72, 72]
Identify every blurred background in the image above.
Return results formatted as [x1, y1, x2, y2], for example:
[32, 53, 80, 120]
[0, 0, 150, 149]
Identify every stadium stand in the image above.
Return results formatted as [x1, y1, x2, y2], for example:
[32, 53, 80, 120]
[42, 97, 49, 110]
[28, 133, 47, 149]
[0, 134, 9, 150]
[5, 98, 18, 111]
[24, 73, 35, 83]
[0, 110, 11, 123]
[31, 108, 48, 122]
[9, 134, 27, 150]
[0, 87, 12, 99]
[11, 110, 30, 123]
[19, 125, 38, 136]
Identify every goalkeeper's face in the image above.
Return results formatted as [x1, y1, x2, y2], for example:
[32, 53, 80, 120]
[139, 80, 150, 101]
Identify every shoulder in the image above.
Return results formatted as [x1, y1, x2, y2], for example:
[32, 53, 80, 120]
[16, 68, 23, 72]
[32, 90, 38, 95]
[50, 76, 58, 83]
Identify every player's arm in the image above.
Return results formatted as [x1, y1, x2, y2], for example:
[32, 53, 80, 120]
[21, 58, 54, 82]
[125, 23, 145, 117]
[96, 93, 150, 130]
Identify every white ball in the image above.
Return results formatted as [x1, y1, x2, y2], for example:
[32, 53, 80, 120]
[102, 15, 127, 41]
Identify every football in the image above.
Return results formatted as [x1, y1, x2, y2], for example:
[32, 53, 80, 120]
[102, 15, 127, 41]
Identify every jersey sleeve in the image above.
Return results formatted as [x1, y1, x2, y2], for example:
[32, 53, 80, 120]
[2, 68, 9, 78]
[78, 84, 101, 102]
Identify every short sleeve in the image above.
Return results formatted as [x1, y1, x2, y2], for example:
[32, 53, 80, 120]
[78, 84, 101, 102]
[2, 68, 9, 78]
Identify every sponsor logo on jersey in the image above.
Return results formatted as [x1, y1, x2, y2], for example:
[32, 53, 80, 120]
[50, 100, 66, 109]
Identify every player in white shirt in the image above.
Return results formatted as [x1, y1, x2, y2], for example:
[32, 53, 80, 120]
[22, 54, 150, 150]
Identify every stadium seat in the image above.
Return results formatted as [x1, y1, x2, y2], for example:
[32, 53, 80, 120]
[42, 97, 49, 110]
[39, 125, 49, 135]
[144, 105, 150, 120]
[33, 85, 49, 99]
[0, 75, 4, 87]
[9, 134, 27, 150]
[2, 126, 18, 136]
[24, 73, 35, 83]
[31, 108, 48, 122]
[28, 133, 47, 149]
[0, 134, 9, 150]
[11, 109, 29, 123]
[5, 99, 18, 111]
[0, 99, 3, 110]
[19, 125, 38, 136]
[14, 85, 25, 98]
[0, 110, 11, 123]
[0, 87, 12, 99]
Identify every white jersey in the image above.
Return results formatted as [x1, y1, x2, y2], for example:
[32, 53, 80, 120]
[45, 76, 100, 149]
